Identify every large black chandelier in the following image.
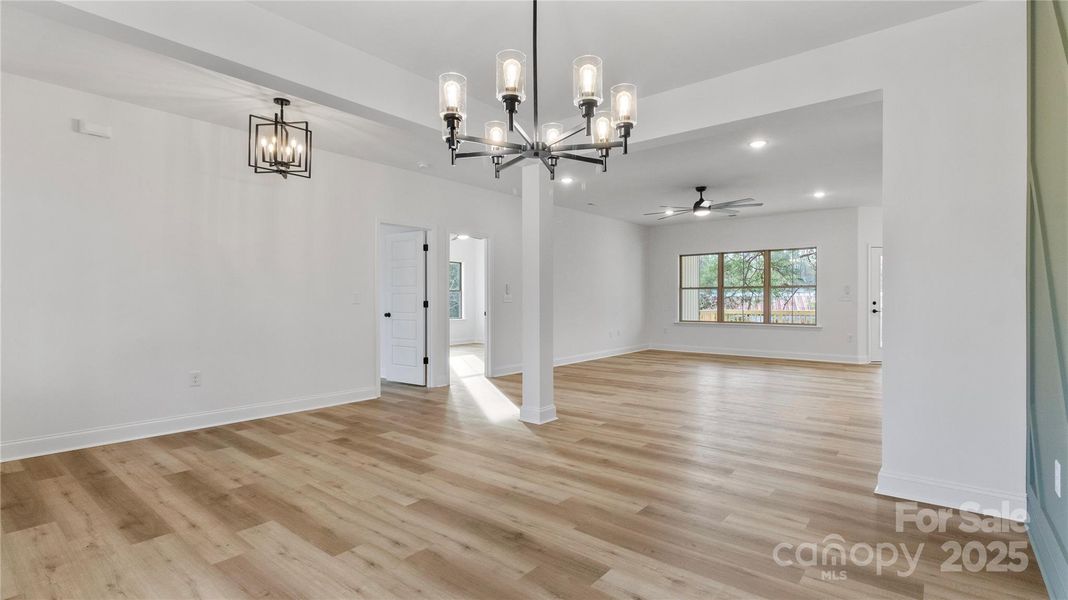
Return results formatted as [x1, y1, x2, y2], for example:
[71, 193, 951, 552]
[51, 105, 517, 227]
[248, 97, 312, 179]
[438, 0, 636, 180]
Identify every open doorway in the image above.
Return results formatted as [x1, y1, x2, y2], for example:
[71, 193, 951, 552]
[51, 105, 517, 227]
[448, 234, 488, 381]
[378, 223, 428, 387]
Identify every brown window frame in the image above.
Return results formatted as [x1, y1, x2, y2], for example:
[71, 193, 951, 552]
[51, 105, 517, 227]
[678, 247, 817, 326]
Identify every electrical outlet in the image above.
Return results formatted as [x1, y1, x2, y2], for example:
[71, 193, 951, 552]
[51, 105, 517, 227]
[352, 292, 362, 305]
[189, 370, 202, 387]
[1056, 459, 1062, 498]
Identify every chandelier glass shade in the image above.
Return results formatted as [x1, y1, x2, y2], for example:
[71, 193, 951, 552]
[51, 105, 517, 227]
[438, 0, 636, 179]
[248, 97, 311, 179]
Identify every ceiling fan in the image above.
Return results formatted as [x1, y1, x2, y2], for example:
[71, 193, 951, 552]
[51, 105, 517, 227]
[644, 186, 763, 221]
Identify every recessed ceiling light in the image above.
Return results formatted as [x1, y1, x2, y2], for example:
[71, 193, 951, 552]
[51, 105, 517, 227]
[456, 234, 470, 240]
[417, 161, 430, 169]
[748, 139, 767, 149]
[813, 190, 827, 199]
[560, 176, 574, 184]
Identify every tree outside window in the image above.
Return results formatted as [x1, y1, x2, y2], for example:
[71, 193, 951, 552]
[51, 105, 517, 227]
[679, 247, 816, 325]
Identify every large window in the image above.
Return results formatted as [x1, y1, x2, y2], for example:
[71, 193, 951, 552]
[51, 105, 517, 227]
[448, 261, 463, 319]
[679, 247, 816, 325]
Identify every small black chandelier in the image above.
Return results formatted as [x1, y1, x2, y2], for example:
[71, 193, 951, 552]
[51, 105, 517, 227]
[438, 0, 636, 180]
[248, 97, 312, 179]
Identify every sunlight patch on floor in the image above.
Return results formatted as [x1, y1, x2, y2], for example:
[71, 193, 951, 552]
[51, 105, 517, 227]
[449, 352, 484, 378]
[458, 374, 519, 423]
[449, 344, 518, 423]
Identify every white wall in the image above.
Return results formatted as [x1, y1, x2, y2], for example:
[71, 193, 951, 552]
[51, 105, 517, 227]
[552, 207, 649, 367]
[0, 73, 652, 458]
[648, 208, 880, 363]
[0, 74, 524, 458]
[448, 237, 485, 345]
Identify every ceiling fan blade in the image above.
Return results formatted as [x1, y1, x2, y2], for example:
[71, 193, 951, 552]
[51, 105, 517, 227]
[657, 210, 691, 220]
[643, 212, 665, 215]
[725, 202, 763, 208]
[710, 197, 756, 208]
[711, 208, 740, 215]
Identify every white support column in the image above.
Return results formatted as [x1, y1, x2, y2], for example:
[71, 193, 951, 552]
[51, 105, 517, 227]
[520, 164, 557, 424]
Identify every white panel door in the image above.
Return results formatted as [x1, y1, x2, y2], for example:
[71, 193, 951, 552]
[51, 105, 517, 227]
[868, 247, 884, 363]
[383, 230, 426, 385]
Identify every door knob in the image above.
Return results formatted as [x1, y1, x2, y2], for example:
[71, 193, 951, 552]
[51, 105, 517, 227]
[384, 312, 392, 318]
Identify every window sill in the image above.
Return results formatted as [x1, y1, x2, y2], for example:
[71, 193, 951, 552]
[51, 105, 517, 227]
[673, 321, 822, 330]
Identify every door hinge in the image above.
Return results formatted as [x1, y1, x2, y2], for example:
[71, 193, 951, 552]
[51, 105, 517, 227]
[423, 356, 429, 365]
[423, 243, 429, 252]
[423, 300, 429, 308]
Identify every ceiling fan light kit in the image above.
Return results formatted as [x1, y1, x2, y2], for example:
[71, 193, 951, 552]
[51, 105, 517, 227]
[438, 0, 636, 180]
[643, 186, 764, 221]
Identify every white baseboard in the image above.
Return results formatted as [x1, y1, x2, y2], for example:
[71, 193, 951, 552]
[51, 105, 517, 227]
[875, 469, 1028, 521]
[519, 403, 557, 425]
[650, 343, 866, 364]
[0, 386, 379, 461]
[489, 344, 650, 378]
[1027, 487, 1068, 600]
[449, 339, 484, 346]
[554, 344, 650, 367]
[491, 363, 522, 377]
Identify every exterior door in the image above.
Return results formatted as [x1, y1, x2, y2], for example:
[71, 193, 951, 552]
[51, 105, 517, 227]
[868, 246, 884, 363]
[383, 230, 426, 385]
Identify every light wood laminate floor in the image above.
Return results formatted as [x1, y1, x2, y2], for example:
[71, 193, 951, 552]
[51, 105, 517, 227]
[1, 350, 1048, 599]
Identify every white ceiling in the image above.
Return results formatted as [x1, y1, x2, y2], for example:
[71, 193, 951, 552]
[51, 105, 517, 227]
[3, 1, 936, 223]
[0, 5, 523, 193]
[254, 0, 968, 122]
[554, 96, 882, 225]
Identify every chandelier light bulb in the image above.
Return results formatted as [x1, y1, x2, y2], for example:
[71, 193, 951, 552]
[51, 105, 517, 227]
[444, 82, 461, 112]
[594, 115, 613, 143]
[484, 120, 507, 152]
[541, 122, 562, 146]
[438, 73, 468, 119]
[259, 137, 267, 148]
[580, 65, 596, 96]
[572, 55, 603, 107]
[495, 51, 527, 103]
[504, 59, 521, 92]
[610, 83, 638, 126]
[617, 93, 631, 120]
